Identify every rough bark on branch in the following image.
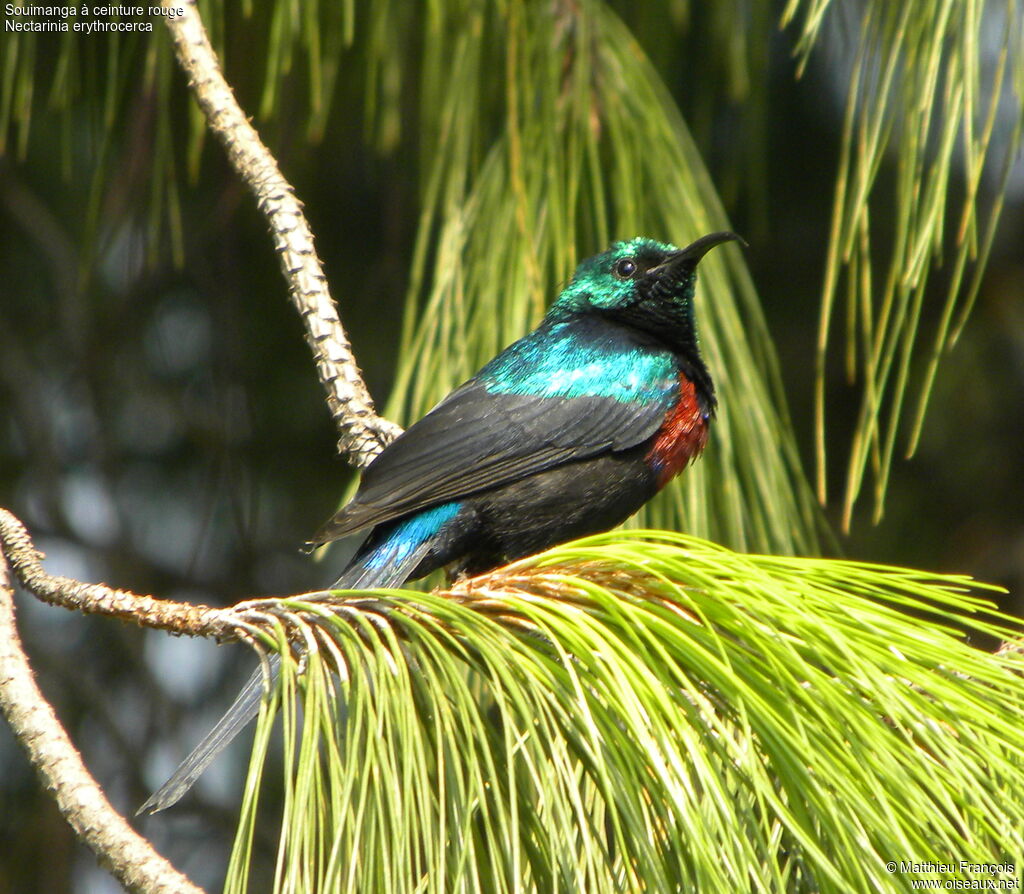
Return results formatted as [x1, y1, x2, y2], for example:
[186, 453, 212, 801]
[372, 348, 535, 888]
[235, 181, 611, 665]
[161, 0, 402, 468]
[0, 508, 234, 639]
[0, 550, 204, 894]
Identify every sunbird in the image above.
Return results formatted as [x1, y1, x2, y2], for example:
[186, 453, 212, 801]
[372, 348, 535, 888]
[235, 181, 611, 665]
[141, 231, 740, 813]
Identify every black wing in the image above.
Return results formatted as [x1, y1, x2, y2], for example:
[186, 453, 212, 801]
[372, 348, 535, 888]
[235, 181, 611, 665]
[311, 376, 676, 545]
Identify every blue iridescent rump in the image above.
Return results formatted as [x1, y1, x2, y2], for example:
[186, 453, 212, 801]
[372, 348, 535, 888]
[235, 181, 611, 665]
[362, 500, 463, 570]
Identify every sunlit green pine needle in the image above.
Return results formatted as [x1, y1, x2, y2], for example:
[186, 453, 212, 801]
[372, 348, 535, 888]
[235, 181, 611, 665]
[227, 531, 1024, 894]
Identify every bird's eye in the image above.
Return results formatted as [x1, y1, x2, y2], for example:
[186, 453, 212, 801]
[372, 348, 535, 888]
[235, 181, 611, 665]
[613, 258, 638, 279]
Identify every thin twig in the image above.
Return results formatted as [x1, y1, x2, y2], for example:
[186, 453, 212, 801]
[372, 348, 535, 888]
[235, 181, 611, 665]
[0, 508, 234, 639]
[0, 507, 366, 644]
[160, 0, 402, 468]
[0, 548, 204, 894]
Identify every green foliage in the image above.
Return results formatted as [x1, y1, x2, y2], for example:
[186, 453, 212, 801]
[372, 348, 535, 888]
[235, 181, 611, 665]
[380, 0, 821, 555]
[5, 6, 1024, 890]
[5, 1, 1021, 531]
[4, 3, 785, 556]
[227, 532, 1024, 893]
[784, 0, 1024, 526]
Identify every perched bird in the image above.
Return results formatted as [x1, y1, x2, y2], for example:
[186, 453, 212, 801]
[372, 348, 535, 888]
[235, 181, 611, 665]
[140, 231, 739, 813]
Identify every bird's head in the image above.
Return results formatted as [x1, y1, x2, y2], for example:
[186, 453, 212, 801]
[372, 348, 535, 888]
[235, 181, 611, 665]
[550, 232, 742, 352]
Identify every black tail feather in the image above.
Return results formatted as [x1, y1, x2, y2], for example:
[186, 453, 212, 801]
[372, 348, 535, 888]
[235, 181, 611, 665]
[138, 654, 279, 815]
[139, 537, 427, 814]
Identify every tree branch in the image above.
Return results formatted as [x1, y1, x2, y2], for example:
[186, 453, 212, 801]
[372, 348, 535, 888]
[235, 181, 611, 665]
[0, 508, 234, 639]
[0, 507, 344, 646]
[0, 544, 204, 894]
[160, 0, 402, 468]
[1, 3, 412, 890]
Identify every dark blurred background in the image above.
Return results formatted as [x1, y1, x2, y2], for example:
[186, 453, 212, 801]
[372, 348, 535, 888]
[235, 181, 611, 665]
[1, 5, 1022, 892]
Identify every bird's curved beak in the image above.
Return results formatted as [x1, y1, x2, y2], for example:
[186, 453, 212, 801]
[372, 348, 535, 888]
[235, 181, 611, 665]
[651, 231, 746, 277]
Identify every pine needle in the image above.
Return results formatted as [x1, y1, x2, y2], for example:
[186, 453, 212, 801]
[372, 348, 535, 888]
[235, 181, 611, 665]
[226, 531, 1024, 894]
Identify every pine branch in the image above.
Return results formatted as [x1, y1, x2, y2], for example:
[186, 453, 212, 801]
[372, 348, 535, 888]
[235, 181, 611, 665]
[0, 508, 233, 638]
[0, 507, 340, 644]
[0, 544, 204, 894]
[160, 0, 401, 468]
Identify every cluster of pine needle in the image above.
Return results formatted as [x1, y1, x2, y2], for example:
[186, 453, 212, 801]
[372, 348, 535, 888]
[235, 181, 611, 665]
[228, 532, 1024, 894]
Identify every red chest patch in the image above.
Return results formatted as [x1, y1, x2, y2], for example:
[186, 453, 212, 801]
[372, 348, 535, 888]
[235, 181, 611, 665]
[646, 375, 709, 488]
